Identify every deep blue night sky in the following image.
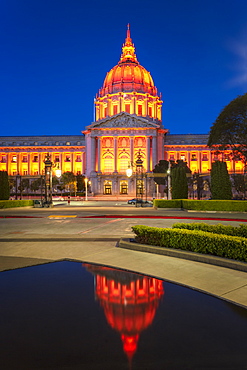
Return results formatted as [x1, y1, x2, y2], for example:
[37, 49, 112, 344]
[1, 0, 247, 136]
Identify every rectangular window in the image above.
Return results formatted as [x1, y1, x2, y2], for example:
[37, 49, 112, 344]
[169, 155, 175, 161]
[113, 105, 118, 115]
[119, 159, 129, 172]
[33, 156, 38, 162]
[23, 170, 28, 175]
[191, 154, 197, 161]
[65, 156, 71, 162]
[104, 107, 107, 117]
[12, 156, 17, 163]
[125, 104, 130, 113]
[104, 159, 113, 172]
[34, 171, 38, 175]
[22, 156, 28, 162]
[55, 156, 60, 162]
[148, 107, 152, 117]
[202, 153, 208, 161]
[138, 105, 142, 116]
[76, 155, 81, 162]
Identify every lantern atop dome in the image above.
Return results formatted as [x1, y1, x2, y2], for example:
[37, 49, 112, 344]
[119, 24, 138, 65]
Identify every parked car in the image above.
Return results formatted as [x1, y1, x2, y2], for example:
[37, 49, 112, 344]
[127, 198, 152, 205]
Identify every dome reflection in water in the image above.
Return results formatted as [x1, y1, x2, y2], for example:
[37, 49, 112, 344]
[84, 264, 164, 365]
[0, 261, 247, 369]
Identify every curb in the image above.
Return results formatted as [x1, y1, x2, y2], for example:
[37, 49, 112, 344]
[118, 238, 247, 273]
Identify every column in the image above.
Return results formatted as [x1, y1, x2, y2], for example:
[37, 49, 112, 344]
[71, 152, 74, 173]
[130, 137, 134, 164]
[145, 96, 149, 116]
[157, 133, 164, 161]
[209, 151, 212, 172]
[86, 134, 91, 177]
[39, 153, 43, 175]
[152, 136, 157, 170]
[187, 152, 191, 169]
[82, 151, 86, 174]
[91, 137, 96, 173]
[114, 137, 118, 172]
[198, 151, 202, 173]
[28, 153, 31, 175]
[133, 95, 136, 115]
[17, 153, 20, 175]
[119, 93, 122, 112]
[146, 137, 150, 172]
[97, 137, 101, 172]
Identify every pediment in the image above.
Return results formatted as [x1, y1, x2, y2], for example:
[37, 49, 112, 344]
[87, 113, 160, 130]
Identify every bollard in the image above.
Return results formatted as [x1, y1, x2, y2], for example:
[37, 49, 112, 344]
[68, 196, 70, 205]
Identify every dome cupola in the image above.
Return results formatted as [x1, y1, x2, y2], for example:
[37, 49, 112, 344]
[94, 25, 162, 123]
[99, 24, 157, 96]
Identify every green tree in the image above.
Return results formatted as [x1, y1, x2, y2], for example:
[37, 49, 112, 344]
[76, 174, 85, 192]
[20, 178, 30, 193]
[208, 93, 247, 163]
[232, 174, 246, 198]
[60, 171, 76, 195]
[171, 164, 188, 199]
[9, 178, 16, 194]
[211, 161, 232, 200]
[192, 172, 205, 200]
[0, 171, 10, 200]
[31, 178, 42, 192]
[153, 160, 191, 197]
[153, 160, 169, 186]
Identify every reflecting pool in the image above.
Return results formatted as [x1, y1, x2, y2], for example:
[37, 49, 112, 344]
[0, 261, 247, 369]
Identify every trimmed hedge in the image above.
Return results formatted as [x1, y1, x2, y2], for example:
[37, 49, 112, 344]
[182, 199, 247, 212]
[172, 222, 247, 238]
[153, 199, 247, 212]
[153, 199, 182, 208]
[132, 225, 247, 262]
[0, 200, 34, 209]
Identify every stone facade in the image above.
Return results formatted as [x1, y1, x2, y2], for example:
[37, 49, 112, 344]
[0, 27, 244, 198]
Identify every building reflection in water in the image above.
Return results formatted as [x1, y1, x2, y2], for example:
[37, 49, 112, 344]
[84, 264, 164, 365]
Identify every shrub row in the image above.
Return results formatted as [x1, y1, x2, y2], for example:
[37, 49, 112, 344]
[153, 199, 182, 208]
[0, 200, 34, 209]
[153, 199, 247, 212]
[132, 225, 247, 262]
[172, 222, 247, 238]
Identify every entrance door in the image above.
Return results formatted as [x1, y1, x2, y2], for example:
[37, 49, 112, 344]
[104, 181, 112, 194]
[120, 181, 128, 194]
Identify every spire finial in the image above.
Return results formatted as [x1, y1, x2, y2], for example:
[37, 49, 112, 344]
[127, 23, 130, 39]
[119, 24, 138, 64]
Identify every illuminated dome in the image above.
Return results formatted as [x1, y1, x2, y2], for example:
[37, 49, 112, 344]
[99, 25, 157, 96]
[94, 25, 162, 122]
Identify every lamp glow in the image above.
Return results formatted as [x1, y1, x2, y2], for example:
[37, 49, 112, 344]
[55, 168, 62, 178]
[126, 167, 133, 177]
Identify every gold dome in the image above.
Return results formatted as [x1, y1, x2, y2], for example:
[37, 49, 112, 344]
[99, 25, 158, 97]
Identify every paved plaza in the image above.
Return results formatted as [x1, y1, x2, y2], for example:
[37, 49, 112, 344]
[0, 201, 247, 309]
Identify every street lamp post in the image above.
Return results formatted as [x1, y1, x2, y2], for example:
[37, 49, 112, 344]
[167, 161, 172, 200]
[85, 177, 88, 201]
[126, 151, 144, 207]
[135, 153, 144, 206]
[44, 154, 53, 207]
[15, 173, 22, 200]
[43, 153, 62, 207]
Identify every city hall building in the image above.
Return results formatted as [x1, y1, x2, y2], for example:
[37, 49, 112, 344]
[0, 26, 243, 197]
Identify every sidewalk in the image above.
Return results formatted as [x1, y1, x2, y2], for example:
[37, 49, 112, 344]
[0, 207, 246, 309]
